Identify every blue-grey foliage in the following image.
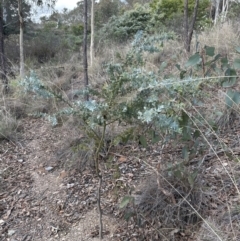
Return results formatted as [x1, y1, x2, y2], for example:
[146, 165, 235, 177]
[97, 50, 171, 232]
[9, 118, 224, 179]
[19, 31, 221, 143]
[20, 71, 54, 99]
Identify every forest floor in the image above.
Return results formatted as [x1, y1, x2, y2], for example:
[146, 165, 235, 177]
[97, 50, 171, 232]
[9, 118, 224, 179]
[0, 117, 121, 241]
[1, 113, 240, 241]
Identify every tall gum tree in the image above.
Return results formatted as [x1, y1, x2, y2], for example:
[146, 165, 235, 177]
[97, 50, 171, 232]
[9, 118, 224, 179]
[0, 1, 7, 93]
[184, 0, 199, 52]
[90, 0, 94, 67]
[212, 0, 229, 24]
[18, 0, 56, 79]
[83, 0, 89, 101]
[18, 0, 24, 79]
[4, 0, 31, 35]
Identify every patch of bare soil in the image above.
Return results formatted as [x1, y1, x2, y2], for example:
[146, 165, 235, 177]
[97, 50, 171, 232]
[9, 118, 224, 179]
[0, 118, 121, 241]
[1, 116, 240, 241]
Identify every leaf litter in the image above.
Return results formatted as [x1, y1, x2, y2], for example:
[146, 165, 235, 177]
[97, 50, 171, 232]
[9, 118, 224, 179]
[0, 116, 240, 240]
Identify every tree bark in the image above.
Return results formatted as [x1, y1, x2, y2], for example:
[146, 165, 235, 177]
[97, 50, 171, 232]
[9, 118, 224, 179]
[188, 0, 199, 50]
[0, 1, 8, 93]
[18, 0, 24, 79]
[214, 0, 220, 25]
[184, 0, 189, 52]
[83, 0, 89, 101]
[221, 0, 229, 23]
[184, 0, 199, 52]
[90, 0, 94, 67]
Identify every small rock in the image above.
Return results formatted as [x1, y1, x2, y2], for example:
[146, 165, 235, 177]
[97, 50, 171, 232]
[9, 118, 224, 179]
[8, 229, 16, 236]
[67, 183, 75, 188]
[45, 166, 54, 171]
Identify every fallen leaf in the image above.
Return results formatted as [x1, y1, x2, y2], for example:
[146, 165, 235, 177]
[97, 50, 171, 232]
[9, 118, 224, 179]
[3, 209, 12, 220]
[59, 171, 68, 179]
[37, 167, 47, 175]
[210, 202, 218, 208]
[127, 173, 134, 177]
[170, 228, 180, 236]
[119, 156, 127, 162]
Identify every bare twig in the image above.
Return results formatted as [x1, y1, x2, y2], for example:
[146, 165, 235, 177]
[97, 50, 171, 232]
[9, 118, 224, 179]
[97, 174, 103, 239]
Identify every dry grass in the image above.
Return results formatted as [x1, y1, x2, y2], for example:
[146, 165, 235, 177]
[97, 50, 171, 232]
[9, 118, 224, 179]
[89, 42, 132, 86]
[195, 202, 240, 240]
[90, 36, 190, 87]
[0, 96, 19, 140]
[132, 167, 207, 239]
[196, 218, 229, 241]
[198, 22, 240, 59]
[145, 38, 188, 78]
[143, 23, 240, 80]
[54, 116, 96, 171]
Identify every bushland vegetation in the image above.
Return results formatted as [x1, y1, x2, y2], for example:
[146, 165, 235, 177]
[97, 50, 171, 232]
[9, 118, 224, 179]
[1, 0, 240, 240]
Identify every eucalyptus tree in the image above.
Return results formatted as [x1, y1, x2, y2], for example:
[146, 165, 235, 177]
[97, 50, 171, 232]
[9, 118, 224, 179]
[211, 0, 230, 24]
[0, 0, 32, 93]
[94, 0, 120, 28]
[83, 0, 89, 101]
[184, 0, 199, 52]
[0, 1, 7, 93]
[18, 0, 24, 79]
[4, 0, 31, 35]
[18, 0, 56, 79]
[90, 0, 94, 67]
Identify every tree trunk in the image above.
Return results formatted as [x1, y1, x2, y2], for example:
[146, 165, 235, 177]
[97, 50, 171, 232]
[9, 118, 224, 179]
[90, 0, 94, 67]
[221, 0, 229, 22]
[0, 1, 8, 94]
[184, 0, 189, 52]
[83, 0, 89, 101]
[214, 0, 220, 25]
[188, 0, 199, 50]
[184, 0, 199, 52]
[18, 0, 24, 79]
[222, 0, 225, 12]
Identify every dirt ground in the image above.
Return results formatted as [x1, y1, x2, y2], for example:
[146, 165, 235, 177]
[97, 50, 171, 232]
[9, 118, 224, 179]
[0, 118, 123, 241]
[1, 116, 240, 241]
